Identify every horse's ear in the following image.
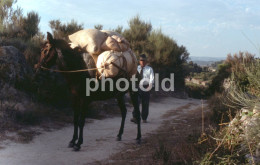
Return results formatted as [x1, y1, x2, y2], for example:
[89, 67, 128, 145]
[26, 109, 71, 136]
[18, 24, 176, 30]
[47, 32, 54, 44]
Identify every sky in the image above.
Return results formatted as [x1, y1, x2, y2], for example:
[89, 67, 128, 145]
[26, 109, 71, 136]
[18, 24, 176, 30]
[16, 0, 260, 58]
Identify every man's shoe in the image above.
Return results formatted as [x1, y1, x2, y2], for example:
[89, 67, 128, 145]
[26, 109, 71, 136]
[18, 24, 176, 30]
[130, 118, 137, 124]
[143, 120, 147, 123]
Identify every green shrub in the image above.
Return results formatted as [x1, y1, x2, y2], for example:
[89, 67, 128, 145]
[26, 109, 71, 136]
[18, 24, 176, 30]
[207, 92, 236, 124]
[185, 82, 209, 99]
[49, 19, 83, 41]
[207, 63, 231, 95]
[23, 35, 44, 68]
[203, 53, 260, 164]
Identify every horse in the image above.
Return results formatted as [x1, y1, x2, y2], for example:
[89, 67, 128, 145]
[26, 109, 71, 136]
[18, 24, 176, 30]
[36, 32, 141, 151]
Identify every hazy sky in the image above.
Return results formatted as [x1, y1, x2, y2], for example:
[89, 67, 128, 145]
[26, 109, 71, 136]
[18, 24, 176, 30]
[16, 0, 260, 57]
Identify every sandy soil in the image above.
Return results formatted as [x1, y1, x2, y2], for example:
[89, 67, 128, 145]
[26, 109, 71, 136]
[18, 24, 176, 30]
[0, 97, 201, 165]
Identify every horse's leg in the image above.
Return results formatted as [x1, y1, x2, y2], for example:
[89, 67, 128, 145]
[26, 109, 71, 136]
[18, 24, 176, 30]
[68, 110, 79, 147]
[116, 93, 127, 141]
[129, 90, 141, 143]
[74, 99, 86, 151]
[68, 99, 79, 148]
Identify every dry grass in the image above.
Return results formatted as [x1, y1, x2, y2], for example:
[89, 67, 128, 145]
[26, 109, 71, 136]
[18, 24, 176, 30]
[161, 102, 196, 119]
[97, 103, 214, 165]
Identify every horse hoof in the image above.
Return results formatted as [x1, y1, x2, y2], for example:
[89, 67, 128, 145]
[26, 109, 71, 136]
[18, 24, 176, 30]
[68, 142, 74, 148]
[73, 145, 81, 151]
[116, 136, 122, 141]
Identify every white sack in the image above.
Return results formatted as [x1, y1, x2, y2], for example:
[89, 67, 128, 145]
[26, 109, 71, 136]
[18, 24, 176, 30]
[69, 29, 107, 55]
[96, 50, 137, 78]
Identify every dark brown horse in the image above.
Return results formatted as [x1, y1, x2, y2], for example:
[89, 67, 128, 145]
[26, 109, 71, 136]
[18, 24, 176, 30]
[37, 32, 141, 151]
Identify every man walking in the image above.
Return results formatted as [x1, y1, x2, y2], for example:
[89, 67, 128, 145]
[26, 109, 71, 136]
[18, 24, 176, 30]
[131, 54, 154, 123]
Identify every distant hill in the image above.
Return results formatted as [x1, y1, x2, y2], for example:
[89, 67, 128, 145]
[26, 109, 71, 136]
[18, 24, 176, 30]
[188, 56, 225, 66]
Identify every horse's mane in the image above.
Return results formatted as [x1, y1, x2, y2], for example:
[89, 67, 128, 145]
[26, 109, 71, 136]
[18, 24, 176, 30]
[54, 39, 73, 52]
[54, 39, 88, 71]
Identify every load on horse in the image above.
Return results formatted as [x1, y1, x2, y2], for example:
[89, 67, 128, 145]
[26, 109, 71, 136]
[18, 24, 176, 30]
[68, 29, 137, 79]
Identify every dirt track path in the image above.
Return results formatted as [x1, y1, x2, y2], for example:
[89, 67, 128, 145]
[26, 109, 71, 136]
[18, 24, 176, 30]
[0, 97, 201, 165]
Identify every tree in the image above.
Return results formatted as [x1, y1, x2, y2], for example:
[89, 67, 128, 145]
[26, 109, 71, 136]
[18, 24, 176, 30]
[146, 29, 189, 87]
[94, 24, 103, 30]
[21, 11, 40, 39]
[112, 26, 123, 34]
[121, 15, 189, 89]
[49, 19, 83, 41]
[0, 1, 41, 40]
[123, 15, 152, 54]
[0, 0, 24, 36]
[0, 0, 16, 31]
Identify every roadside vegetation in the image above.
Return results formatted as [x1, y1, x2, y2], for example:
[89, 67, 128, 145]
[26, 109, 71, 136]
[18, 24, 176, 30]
[184, 61, 217, 99]
[185, 52, 260, 164]
[200, 53, 260, 164]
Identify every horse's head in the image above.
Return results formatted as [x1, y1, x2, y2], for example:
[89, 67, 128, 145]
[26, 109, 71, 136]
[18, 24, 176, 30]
[36, 32, 59, 71]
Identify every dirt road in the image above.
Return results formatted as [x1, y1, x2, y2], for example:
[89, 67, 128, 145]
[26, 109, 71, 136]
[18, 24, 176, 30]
[0, 97, 201, 165]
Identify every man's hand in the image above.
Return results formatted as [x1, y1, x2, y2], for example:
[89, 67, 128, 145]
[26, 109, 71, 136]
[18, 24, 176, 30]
[148, 83, 153, 91]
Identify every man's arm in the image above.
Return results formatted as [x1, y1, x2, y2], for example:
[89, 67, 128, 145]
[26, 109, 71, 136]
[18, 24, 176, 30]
[149, 67, 155, 87]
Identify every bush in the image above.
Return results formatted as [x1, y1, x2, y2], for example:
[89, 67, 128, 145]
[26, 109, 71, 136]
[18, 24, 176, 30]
[0, 37, 27, 50]
[185, 82, 208, 99]
[203, 53, 260, 164]
[207, 92, 237, 124]
[49, 19, 83, 41]
[208, 63, 231, 95]
[23, 35, 44, 68]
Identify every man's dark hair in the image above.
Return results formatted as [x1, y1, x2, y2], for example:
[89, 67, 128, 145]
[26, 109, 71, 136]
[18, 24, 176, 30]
[139, 54, 147, 61]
